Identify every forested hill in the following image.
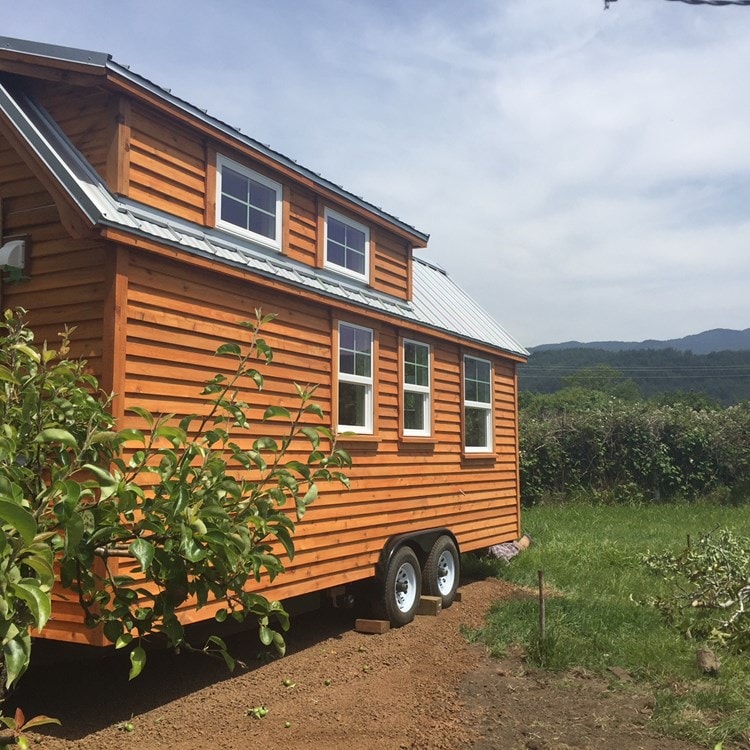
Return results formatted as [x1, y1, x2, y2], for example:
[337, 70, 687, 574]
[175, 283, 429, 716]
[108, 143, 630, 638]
[532, 328, 750, 355]
[519, 347, 750, 405]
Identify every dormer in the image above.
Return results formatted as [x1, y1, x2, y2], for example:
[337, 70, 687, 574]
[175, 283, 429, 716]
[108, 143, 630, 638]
[0, 37, 428, 304]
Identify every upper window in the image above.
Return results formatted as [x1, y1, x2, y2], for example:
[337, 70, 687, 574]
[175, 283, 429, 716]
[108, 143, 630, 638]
[216, 155, 282, 250]
[338, 322, 374, 434]
[463, 355, 492, 453]
[403, 339, 431, 437]
[325, 208, 370, 281]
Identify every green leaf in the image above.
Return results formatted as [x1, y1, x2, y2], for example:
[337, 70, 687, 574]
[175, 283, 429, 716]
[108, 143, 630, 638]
[115, 633, 133, 649]
[82, 463, 120, 500]
[275, 527, 295, 561]
[3, 635, 29, 689]
[180, 534, 206, 563]
[103, 619, 124, 644]
[303, 402, 325, 419]
[263, 405, 291, 421]
[0, 499, 36, 545]
[216, 342, 241, 357]
[12, 580, 51, 630]
[129, 645, 146, 680]
[300, 427, 320, 449]
[19, 552, 55, 589]
[129, 538, 155, 572]
[285, 461, 311, 480]
[128, 406, 155, 428]
[0, 364, 17, 383]
[11, 343, 40, 363]
[33, 428, 78, 449]
[253, 437, 278, 452]
[154, 425, 187, 447]
[301, 485, 318, 507]
[259, 624, 273, 646]
[63, 512, 84, 554]
[117, 428, 146, 443]
[90, 430, 119, 445]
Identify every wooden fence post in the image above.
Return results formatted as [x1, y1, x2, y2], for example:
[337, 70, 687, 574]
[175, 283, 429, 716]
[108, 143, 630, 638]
[538, 569, 546, 641]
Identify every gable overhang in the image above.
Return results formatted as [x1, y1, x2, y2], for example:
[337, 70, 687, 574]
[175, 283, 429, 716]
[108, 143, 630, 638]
[0, 80, 100, 238]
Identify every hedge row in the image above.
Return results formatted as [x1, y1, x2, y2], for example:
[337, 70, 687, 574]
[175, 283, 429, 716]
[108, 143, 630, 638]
[519, 400, 750, 505]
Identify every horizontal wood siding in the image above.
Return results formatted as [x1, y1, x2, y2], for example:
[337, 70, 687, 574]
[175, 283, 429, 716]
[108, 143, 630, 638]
[371, 228, 410, 301]
[0, 133, 107, 370]
[32, 83, 112, 182]
[119, 251, 519, 619]
[284, 186, 318, 266]
[128, 104, 206, 223]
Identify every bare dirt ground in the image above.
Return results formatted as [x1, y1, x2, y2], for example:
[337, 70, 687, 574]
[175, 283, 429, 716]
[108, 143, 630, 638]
[16, 578, 705, 750]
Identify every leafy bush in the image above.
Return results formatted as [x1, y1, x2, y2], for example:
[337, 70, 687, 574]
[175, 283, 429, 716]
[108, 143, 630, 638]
[0, 308, 350, 696]
[643, 529, 750, 653]
[519, 393, 750, 505]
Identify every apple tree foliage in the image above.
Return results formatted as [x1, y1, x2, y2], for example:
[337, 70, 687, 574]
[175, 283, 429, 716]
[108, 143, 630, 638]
[0, 307, 350, 693]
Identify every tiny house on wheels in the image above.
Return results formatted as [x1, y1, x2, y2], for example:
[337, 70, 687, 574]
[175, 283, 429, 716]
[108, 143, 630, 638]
[0, 37, 528, 644]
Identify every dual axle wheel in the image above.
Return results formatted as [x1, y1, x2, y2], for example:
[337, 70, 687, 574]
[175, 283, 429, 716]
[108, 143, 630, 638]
[374, 535, 459, 627]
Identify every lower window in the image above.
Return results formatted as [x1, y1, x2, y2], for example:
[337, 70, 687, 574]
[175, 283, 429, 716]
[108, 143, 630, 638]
[338, 322, 373, 433]
[403, 339, 431, 436]
[463, 355, 492, 452]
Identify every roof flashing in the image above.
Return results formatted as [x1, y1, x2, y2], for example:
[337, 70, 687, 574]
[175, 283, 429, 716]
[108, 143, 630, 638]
[0, 36, 110, 68]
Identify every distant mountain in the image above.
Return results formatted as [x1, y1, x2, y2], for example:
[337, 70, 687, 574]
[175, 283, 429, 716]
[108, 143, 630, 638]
[531, 328, 750, 356]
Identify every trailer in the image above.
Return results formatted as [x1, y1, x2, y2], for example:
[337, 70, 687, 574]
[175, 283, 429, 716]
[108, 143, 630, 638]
[0, 36, 528, 644]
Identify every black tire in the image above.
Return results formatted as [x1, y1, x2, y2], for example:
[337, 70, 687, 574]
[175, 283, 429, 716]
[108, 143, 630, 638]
[373, 546, 422, 626]
[423, 535, 460, 609]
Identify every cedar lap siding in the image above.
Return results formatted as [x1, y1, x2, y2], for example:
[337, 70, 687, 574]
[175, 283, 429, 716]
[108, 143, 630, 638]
[0, 37, 528, 645]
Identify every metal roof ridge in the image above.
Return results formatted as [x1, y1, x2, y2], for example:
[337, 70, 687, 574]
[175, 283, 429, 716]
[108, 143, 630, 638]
[0, 36, 110, 68]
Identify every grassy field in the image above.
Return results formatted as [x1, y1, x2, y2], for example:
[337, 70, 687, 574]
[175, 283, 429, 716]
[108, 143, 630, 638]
[465, 502, 750, 746]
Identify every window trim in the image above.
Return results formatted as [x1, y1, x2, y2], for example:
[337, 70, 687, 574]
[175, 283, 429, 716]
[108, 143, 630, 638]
[401, 337, 432, 438]
[463, 354, 493, 454]
[324, 207, 370, 282]
[215, 154, 283, 251]
[336, 321, 374, 435]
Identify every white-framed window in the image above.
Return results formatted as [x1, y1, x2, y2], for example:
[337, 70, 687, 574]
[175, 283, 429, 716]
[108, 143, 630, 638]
[403, 339, 431, 437]
[324, 208, 369, 282]
[338, 322, 373, 433]
[463, 355, 492, 452]
[216, 155, 282, 250]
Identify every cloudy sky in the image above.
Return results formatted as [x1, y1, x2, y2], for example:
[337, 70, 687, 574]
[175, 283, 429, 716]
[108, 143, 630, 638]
[4, 1, 750, 346]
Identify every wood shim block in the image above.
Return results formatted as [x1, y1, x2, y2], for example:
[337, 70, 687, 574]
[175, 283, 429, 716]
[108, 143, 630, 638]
[355, 618, 391, 634]
[453, 591, 463, 603]
[417, 595, 442, 616]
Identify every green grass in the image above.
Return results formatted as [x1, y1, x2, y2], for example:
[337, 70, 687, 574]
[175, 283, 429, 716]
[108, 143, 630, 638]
[465, 501, 750, 746]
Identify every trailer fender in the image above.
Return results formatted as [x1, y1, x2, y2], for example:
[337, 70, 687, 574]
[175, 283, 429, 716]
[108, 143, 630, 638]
[375, 528, 459, 583]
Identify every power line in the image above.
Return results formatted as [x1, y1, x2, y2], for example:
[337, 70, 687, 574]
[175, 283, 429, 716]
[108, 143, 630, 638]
[606, 0, 750, 6]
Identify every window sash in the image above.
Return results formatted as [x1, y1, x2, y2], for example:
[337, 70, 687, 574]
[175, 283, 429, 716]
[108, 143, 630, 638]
[325, 208, 370, 281]
[403, 339, 431, 436]
[463, 355, 492, 452]
[217, 156, 282, 249]
[338, 322, 373, 433]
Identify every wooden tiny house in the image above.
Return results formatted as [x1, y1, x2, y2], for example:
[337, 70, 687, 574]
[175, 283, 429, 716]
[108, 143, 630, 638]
[0, 37, 528, 644]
